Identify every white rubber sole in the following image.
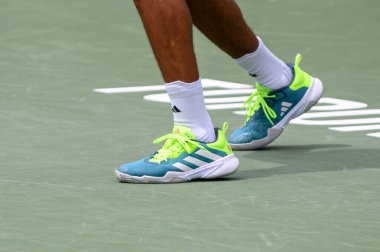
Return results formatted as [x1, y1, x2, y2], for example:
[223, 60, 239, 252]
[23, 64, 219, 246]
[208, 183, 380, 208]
[230, 77, 324, 150]
[115, 154, 240, 184]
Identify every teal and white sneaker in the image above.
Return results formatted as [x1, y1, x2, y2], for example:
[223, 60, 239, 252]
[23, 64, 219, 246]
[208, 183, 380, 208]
[228, 54, 323, 150]
[115, 123, 239, 183]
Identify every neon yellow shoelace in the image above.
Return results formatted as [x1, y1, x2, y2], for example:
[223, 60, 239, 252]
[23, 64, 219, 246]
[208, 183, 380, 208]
[244, 86, 277, 125]
[150, 133, 207, 164]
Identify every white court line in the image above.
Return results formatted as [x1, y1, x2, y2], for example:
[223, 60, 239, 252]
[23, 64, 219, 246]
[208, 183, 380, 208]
[94, 85, 164, 94]
[367, 132, 380, 138]
[205, 96, 249, 104]
[92, 78, 380, 140]
[205, 89, 255, 96]
[143, 89, 255, 103]
[0, 179, 93, 190]
[202, 79, 252, 89]
[295, 109, 380, 119]
[290, 109, 380, 126]
[292, 118, 380, 126]
[207, 103, 244, 110]
[311, 98, 368, 111]
[330, 124, 380, 132]
[94, 79, 252, 94]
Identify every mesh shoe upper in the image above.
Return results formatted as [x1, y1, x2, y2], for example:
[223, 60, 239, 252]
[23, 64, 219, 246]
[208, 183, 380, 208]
[117, 123, 232, 177]
[228, 54, 312, 144]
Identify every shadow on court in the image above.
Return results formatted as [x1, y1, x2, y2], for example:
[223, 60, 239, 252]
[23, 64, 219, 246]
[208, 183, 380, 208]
[174, 144, 380, 183]
[235, 144, 380, 179]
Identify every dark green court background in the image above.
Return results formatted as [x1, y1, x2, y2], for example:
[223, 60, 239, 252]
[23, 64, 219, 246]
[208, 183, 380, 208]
[1, 0, 379, 251]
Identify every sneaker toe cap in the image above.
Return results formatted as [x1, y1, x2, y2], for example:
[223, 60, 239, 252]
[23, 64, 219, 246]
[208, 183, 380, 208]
[116, 159, 173, 177]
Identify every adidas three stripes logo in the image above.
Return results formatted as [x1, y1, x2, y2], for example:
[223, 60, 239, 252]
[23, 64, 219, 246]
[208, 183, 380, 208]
[172, 106, 181, 113]
[172, 150, 222, 172]
[280, 102, 293, 116]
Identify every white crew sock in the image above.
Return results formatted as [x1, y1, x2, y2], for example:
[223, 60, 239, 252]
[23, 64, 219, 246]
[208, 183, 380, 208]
[235, 37, 293, 90]
[165, 79, 216, 142]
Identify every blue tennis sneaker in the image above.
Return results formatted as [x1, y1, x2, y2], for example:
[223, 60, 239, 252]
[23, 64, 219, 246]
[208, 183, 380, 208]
[116, 122, 239, 183]
[228, 54, 323, 150]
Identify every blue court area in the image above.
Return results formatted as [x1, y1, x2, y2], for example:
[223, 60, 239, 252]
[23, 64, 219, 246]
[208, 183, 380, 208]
[1, 0, 379, 251]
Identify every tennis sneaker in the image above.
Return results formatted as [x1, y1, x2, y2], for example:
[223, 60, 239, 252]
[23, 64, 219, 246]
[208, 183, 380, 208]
[115, 122, 239, 183]
[228, 54, 323, 150]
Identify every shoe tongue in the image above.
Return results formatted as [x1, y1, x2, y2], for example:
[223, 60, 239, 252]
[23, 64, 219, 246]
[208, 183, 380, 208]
[150, 125, 196, 164]
[172, 125, 196, 139]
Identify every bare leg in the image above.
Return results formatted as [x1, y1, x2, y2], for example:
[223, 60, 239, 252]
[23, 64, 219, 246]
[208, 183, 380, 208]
[186, 0, 259, 59]
[133, 0, 199, 83]
[186, 0, 292, 90]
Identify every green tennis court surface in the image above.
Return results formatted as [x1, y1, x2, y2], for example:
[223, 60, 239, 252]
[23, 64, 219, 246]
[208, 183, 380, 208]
[1, 0, 379, 251]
